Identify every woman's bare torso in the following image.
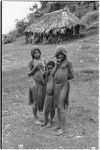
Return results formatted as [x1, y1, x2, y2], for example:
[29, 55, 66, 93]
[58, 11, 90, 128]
[31, 59, 45, 83]
[54, 61, 68, 84]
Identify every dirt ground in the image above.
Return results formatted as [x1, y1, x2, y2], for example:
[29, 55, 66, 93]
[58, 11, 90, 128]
[2, 33, 99, 149]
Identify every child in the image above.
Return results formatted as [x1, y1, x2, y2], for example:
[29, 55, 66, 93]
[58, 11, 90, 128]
[52, 46, 74, 135]
[41, 61, 55, 127]
[28, 46, 46, 125]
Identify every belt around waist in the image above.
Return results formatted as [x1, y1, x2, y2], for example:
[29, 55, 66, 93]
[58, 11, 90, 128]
[55, 80, 68, 84]
[35, 81, 46, 85]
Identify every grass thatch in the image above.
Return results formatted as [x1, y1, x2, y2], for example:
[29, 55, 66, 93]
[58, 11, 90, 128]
[25, 8, 81, 33]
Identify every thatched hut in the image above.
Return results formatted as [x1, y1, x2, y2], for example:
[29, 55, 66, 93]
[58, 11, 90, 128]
[25, 8, 81, 44]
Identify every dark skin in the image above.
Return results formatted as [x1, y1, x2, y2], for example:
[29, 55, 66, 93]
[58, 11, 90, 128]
[28, 50, 45, 125]
[28, 63, 43, 77]
[41, 62, 55, 127]
[28, 51, 42, 77]
[52, 52, 74, 135]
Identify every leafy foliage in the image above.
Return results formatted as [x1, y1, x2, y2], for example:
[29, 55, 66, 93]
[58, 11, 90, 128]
[15, 19, 28, 36]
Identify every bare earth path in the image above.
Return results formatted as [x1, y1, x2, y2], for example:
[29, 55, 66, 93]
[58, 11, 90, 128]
[2, 34, 99, 149]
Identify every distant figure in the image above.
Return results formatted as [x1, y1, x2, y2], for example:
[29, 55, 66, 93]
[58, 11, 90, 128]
[52, 46, 74, 135]
[28, 46, 46, 125]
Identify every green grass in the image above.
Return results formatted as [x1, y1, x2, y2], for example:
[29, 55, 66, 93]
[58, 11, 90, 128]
[2, 32, 99, 72]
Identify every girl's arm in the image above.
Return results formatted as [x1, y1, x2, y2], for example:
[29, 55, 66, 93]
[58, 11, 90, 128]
[28, 61, 33, 71]
[28, 63, 43, 77]
[28, 65, 38, 77]
[28, 60, 39, 77]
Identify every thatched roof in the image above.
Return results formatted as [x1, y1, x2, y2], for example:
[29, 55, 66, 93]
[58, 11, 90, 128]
[25, 8, 81, 34]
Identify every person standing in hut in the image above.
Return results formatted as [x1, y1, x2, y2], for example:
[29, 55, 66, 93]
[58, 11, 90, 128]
[28, 46, 46, 125]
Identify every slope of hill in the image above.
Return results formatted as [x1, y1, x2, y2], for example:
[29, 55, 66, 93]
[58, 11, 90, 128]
[2, 32, 99, 149]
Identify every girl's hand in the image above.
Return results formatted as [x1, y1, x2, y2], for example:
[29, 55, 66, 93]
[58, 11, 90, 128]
[55, 60, 60, 67]
[43, 58, 47, 65]
[37, 63, 42, 69]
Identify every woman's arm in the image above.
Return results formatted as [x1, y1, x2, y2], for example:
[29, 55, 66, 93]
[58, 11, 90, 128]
[67, 62, 74, 80]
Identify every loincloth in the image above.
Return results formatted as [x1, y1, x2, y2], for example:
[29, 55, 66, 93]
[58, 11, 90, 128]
[54, 81, 69, 107]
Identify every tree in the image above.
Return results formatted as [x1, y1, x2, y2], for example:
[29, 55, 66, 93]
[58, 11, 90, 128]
[29, 3, 38, 12]
[15, 19, 28, 36]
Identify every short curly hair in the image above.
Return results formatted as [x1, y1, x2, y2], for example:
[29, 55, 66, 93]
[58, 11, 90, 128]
[31, 46, 41, 58]
[55, 46, 67, 58]
[46, 61, 55, 68]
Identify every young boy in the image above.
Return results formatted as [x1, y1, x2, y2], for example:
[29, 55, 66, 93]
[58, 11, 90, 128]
[52, 46, 74, 135]
[28, 46, 46, 125]
[41, 61, 55, 127]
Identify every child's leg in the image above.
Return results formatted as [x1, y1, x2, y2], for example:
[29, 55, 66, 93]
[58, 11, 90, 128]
[41, 94, 54, 127]
[41, 109, 49, 126]
[43, 96, 55, 127]
[41, 95, 49, 126]
[50, 99, 55, 125]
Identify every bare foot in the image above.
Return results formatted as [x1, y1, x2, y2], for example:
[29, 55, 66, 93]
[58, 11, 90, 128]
[45, 122, 53, 128]
[33, 119, 43, 125]
[52, 125, 60, 131]
[53, 129, 65, 136]
[41, 122, 48, 127]
[41, 121, 53, 127]
[29, 102, 32, 105]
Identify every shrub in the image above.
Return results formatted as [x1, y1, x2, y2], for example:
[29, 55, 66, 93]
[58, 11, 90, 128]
[3, 35, 16, 44]
[87, 21, 99, 30]
[81, 10, 99, 28]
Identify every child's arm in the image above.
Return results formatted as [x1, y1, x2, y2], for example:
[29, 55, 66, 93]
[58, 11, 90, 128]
[67, 61, 74, 80]
[50, 62, 58, 77]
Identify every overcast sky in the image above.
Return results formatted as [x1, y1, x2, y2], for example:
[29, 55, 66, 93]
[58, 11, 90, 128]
[2, 1, 41, 34]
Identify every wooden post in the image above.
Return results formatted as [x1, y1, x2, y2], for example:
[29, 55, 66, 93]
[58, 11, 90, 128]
[73, 26, 75, 35]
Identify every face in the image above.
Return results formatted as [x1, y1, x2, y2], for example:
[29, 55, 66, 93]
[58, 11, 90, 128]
[34, 51, 41, 59]
[46, 62, 54, 72]
[56, 53, 65, 63]
[47, 65, 54, 70]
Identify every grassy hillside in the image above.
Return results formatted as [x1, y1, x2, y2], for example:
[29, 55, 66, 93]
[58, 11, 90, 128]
[2, 32, 99, 149]
[81, 11, 99, 27]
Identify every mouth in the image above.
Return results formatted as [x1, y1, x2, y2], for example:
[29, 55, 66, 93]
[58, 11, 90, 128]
[57, 59, 61, 63]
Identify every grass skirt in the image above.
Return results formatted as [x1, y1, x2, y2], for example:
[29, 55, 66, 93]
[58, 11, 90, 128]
[29, 82, 46, 112]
